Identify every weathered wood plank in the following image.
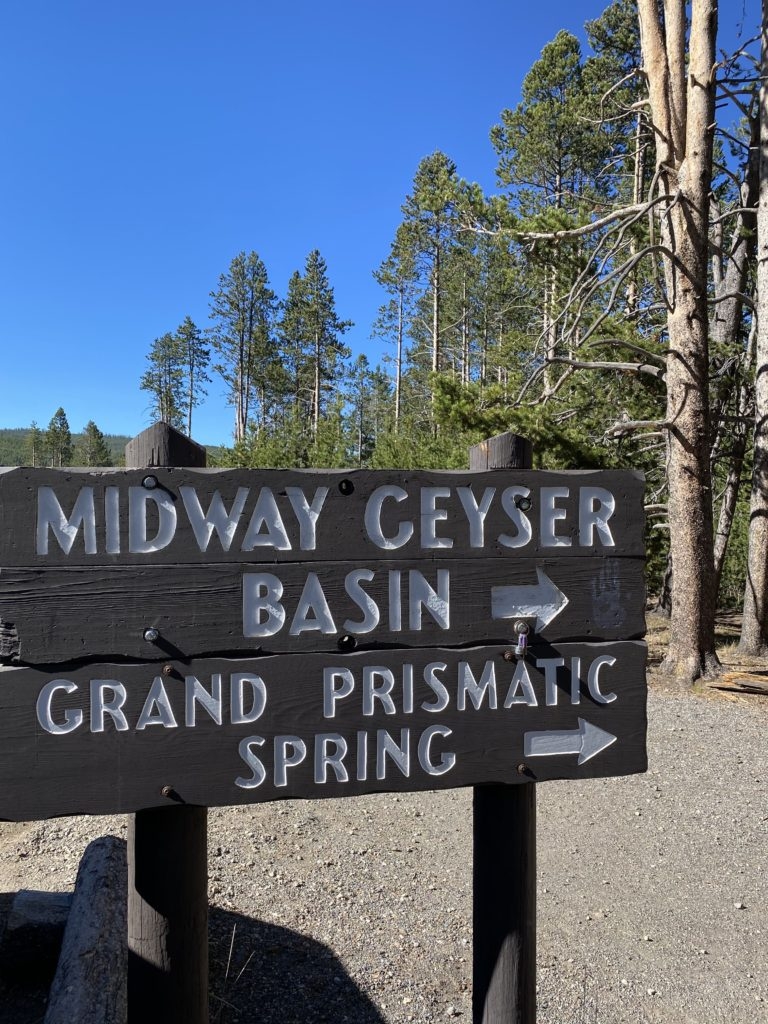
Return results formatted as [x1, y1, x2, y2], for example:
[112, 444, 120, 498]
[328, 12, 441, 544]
[0, 467, 645, 565]
[2, 557, 646, 663]
[0, 641, 646, 820]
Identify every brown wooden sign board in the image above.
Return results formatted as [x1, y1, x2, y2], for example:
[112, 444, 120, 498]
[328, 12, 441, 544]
[0, 467, 645, 565]
[0, 467, 645, 665]
[0, 642, 646, 821]
[2, 557, 645, 664]
[0, 465, 647, 820]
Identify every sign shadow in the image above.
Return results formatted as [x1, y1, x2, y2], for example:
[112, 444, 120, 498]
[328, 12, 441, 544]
[209, 906, 386, 1024]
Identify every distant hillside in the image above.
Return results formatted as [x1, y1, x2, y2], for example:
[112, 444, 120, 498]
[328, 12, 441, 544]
[0, 427, 132, 467]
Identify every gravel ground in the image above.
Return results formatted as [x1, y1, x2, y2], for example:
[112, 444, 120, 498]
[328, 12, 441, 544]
[0, 686, 765, 1024]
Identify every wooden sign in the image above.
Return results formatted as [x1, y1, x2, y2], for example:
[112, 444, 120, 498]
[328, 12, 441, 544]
[0, 467, 645, 664]
[0, 642, 646, 820]
[0, 465, 647, 819]
[0, 467, 645, 565]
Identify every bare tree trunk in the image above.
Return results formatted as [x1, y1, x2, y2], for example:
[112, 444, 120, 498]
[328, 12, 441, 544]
[432, 245, 440, 374]
[313, 330, 321, 437]
[710, 108, 759, 595]
[655, 556, 673, 618]
[395, 288, 403, 429]
[741, 4, 768, 655]
[713, 431, 748, 596]
[461, 273, 470, 385]
[542, 264, 557, 395]
[626, 112, 646, 315]
[638, 0, 720, 683]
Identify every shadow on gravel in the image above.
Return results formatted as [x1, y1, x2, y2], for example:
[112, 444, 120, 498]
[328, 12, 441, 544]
[209, 907, 386, 1024]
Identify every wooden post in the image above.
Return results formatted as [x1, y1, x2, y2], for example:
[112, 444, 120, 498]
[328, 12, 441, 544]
[469, 432, 536, 1024]
[126, 422, 209, 1024]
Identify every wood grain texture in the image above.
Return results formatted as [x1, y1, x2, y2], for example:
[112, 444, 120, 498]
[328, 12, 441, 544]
[0, 641, 647, 820]
[127, 807, 207, 1023]
[473, 784, 536, 1024]
[2, 557, 646, 664]
[124, 422, 206, 471]
[0, 466, 645, 565]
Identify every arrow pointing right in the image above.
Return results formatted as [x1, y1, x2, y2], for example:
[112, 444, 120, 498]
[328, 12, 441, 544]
[491, 568, 569, 631]
[523, 719, 617, 765]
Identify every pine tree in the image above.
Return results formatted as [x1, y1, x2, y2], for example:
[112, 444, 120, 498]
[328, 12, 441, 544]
[45, 408, 73, 467]
[140, 332, 184, 427]
[399, 152, 465, 377]
[209, 252, 281, 443]
[175, 316, 210, 437]
[25, 421, 43, 467]
[278, 250, 352, 438]
[345, 355, 393, 466]
[492, 31, 610, 213]
[372, 224, 418, 430]
[76, 420, 113, 466]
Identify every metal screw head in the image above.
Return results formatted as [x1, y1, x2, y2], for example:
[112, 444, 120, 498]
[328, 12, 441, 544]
[514, 621, 530, 636]
[142, 475, 158, 490]
[517, 763, 529, 776]
[514, 494, 532, 512]
[337, 634, 357, 651]
[161, 785, 174, 798]
[338, 479, 354, 495]
[503, 650, 516, 662]
[162, 663, 175, 676]
[143, 627, 160, 643]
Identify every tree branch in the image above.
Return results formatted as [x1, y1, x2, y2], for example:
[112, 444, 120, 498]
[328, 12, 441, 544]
[549, 356, 665, 380]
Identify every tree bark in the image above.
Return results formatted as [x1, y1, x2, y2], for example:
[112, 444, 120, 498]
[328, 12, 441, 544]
[45, 837, 127, 1024]
[741, 2, 768, 655]
[709, 95, 760, 598]
[637, 0, 720, 683]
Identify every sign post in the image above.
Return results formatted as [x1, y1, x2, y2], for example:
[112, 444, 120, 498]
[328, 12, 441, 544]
[125, 424, 208, 1024]
[470, 432, 535, 1024]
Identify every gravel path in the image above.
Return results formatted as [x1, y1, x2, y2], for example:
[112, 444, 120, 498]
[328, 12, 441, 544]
[0, 688, 765, 1024]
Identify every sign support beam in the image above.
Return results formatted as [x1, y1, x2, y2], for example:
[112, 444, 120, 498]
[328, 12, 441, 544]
[126, 423, 209, 1024]
[470, 432, 536, 1024]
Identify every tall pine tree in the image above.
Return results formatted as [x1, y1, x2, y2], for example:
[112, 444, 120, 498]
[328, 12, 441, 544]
[209, 251, 281, 443]
[45, 408, 72, 468]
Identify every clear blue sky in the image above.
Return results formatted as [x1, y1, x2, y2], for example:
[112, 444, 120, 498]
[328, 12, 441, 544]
[0, 1, 755, 446]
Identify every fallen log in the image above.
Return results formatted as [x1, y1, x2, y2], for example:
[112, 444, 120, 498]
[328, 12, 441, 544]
[44, 835, 127, 1024]
[716, 671, 768, 696]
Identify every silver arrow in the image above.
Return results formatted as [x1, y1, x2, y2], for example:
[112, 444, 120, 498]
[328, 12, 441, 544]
[491, 568, 568, 631]
[523, 719, 617, 765]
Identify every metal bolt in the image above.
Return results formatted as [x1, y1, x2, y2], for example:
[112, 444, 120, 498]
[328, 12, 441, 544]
[161, 785, 174, 798]
[142, 475, 158, 490]
[337, 634, 357, 651]
[143, 627, 160, 643]
[514, 621, 530, 636]
[514, 494, 532, 512]
[162, 663, 175, 676]
[517, 763, 528, 776]
[503, 650, 516, 662]
[338, 479, 354, 495]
